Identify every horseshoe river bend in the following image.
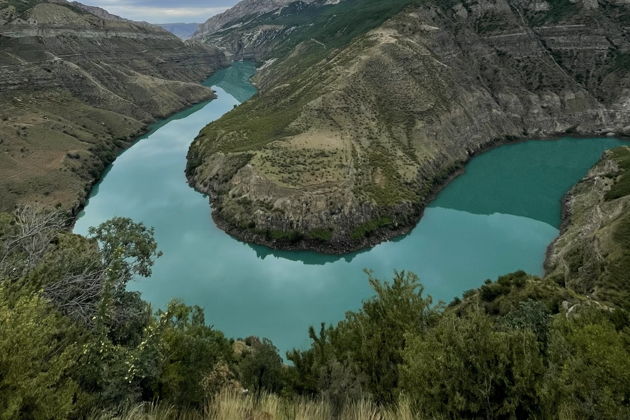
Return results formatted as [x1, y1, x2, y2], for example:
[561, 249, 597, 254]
[74, 62, 628, 354]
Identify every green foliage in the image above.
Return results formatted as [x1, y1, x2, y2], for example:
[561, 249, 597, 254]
[222, 0, 421, 58]
[541, 308, 630, 419]
[402, 308, 544, 419]
[306, 228, 333, 242]
[154, 300, 233, 407]
[288, 271, 438, 404]
[604, 211, 630, 309]
[469, 271, 566, 316]
[88, 217, 162, 279]
[238, 338, 285, 394]
[500, 299, 551, 347]
[2, 205, 630, 419]
[0, 287, 82, 419]
[3, 0, 42, 15]
[350, 217, 393, 240]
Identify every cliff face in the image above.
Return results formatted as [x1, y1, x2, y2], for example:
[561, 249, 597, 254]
[0, 0, 227, 212]
[187, 0, 630, 253]
[546, 146, 630, 311]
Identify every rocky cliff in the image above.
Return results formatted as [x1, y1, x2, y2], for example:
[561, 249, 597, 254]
[0, 0, 227, 212]
[546, 146, 630, 310]
[191, 0, 405, 62]
[187, 0, 630, 253]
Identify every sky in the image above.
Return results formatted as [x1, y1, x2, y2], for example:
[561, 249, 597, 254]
[81, 0, 240, 24]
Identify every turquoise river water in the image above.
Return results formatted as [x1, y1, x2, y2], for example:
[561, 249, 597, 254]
[74, 62, 628, 354]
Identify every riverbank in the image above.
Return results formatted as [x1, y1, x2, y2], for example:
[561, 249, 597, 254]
[68, 76, 225, 224]
[191, 131, 630, 255]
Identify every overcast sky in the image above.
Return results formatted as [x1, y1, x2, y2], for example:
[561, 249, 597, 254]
[81, 0, 240, 23]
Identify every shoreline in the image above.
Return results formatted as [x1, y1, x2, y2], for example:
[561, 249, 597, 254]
[194, 131, 630, 256]
[67, 66, 228, 229]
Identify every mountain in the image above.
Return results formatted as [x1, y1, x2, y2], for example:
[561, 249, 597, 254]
[0, 0, 227, 212]
[191, 0, 408, 61]
[187, 0, 630, 253]
[157, 22, 200, 39]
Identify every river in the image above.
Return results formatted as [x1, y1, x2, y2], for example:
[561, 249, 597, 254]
[74, 62, 628, 354]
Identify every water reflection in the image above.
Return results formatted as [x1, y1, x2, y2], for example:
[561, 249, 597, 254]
[430, 137, 627, 226]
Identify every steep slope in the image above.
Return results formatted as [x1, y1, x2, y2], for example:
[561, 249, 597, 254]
[192, 0, 415, 61]
[546, 146, 630, 310]
[187, 0, 630, 253]
[0, 0, 227, 212]
[193, 0, 324, 49]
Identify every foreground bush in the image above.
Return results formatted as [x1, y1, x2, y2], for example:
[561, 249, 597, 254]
[1, 207, 629, 418]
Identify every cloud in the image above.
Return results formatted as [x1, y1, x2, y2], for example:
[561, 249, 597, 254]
[81, 0, 238, 23]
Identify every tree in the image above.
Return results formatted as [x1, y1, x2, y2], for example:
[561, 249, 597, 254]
[0, 206, 65, 282]
[0, 287, 82, 419]
[288, 271, 438, 404]
[540, 307, 630, 419]
[154, 300, 233, 407]
[401, 308, 544, 419]
[238, 337, 285, 394]
[88, 217, 162, 280]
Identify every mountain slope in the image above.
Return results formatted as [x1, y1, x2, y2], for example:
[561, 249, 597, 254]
[192, 0, 416, 61]
[193, 0, 323, 43]
[187, 0, 630, 253]
[0, 0, 227, 212]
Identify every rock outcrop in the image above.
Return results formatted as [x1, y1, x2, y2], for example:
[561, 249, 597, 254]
[546, 146, 630, 310]
[0, 0, 227, 212]
[187, 0, 630, 253]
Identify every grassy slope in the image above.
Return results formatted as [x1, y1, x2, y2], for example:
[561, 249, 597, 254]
[192, 0, 421, 153]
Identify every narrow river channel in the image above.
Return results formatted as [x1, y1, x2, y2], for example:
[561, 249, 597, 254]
[74, 62, 628, 354]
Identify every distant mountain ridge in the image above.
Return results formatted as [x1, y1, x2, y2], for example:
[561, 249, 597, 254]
[192, 0, 338, 44]
[157, 22, 200, 39]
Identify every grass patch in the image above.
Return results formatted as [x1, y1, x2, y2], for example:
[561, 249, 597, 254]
[604, 211, 630, 309]
[351, 217, 393, 240]
[306, 228, 333, 242]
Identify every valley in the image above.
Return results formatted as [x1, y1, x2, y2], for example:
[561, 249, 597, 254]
[1, 0, 630, 418]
